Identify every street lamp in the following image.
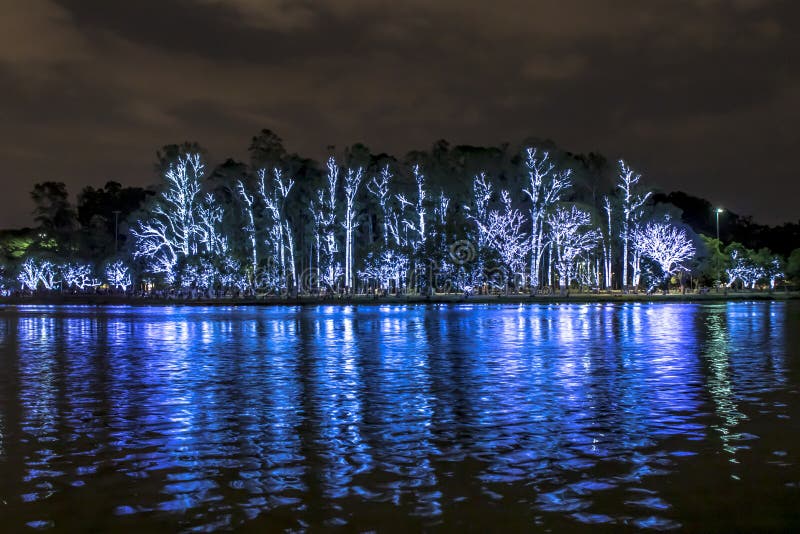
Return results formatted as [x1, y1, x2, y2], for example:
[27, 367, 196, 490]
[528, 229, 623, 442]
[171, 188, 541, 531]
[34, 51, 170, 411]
[715, 208, 724, 242]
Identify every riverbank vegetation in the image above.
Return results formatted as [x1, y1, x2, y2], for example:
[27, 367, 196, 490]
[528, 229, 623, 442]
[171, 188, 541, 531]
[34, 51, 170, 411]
[2, 132, 799, 299]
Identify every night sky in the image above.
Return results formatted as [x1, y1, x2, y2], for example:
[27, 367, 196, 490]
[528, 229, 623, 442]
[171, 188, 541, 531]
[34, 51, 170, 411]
[1, 0, 798, 228]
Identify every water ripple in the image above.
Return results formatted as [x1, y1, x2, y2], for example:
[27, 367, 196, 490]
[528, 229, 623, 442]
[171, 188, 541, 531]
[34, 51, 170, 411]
[0, 302, 797, 531]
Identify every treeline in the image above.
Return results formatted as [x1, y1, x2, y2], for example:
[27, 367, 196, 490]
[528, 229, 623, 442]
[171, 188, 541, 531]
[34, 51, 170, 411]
[1, 130, 798, 296]
[652, 191, 800, 258]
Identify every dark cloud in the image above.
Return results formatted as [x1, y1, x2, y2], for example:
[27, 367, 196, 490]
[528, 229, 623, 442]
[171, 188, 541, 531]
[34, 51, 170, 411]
[0, 0, 798, 227]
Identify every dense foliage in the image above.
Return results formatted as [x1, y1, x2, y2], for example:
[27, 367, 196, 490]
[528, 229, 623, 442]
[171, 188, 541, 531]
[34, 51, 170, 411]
[1, 131, 797, 297]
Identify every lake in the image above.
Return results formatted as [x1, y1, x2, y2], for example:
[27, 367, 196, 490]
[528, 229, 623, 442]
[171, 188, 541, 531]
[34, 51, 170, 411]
[0, 302, 798, 531]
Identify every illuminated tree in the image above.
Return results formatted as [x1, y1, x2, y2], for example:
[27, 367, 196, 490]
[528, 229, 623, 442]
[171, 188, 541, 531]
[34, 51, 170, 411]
[458, 173, 491, 284]
[523, 148, 571, 288]
[765, 256, 784, 290]
[725, 249, 764, 289]
[602, 196, 613, 289]
[196, 193, 228, 256]
[259, 168, 296, 292]
[17, 258, 59, 291]
[61, 263, 97, 290]
[617, 160, 651, 290]
[39, 260, 59, 290]
[449, 265, 483, 293]
[751, 248, 784, 291]
[15, 134, 790, 300]
[314, 157, 341, 290]
[365, 165, 410, 291]
[18, 258, 47, 291]
[219, 257, 250, 293]
[180, 257, 218, 291]
[575, 256, 601, 289]
[236, 180, 258, 274]
[633, 220, 696, 292]
[158, 154, 203, 255]
[425, 189, 453, 292]
[359, 249, 408, 291]
[309, 193, 324, 291]
[398, 164, 427, 253]
[631, 221, 644, 289]
[105, 260, 132, 291]
[397, 164, 428, 292]
[547, 206, 599, 294]
[342, 166, 363, 290]
[132, 153, 205, 282]
[466, 173, 492, 248]
[320, 261, 343, 291]
[367, 166, 392, 247]
[472, 190, 529, 291]
[131, 216, 177, 281]
[0, 266, 8, 294]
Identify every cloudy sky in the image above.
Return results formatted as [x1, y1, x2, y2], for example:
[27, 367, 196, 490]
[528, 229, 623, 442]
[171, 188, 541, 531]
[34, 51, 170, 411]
[1, 0, 797, 227]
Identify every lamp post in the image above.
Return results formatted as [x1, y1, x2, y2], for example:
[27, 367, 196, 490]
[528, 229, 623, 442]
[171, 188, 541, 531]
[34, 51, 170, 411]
[715, 208, 724, 293]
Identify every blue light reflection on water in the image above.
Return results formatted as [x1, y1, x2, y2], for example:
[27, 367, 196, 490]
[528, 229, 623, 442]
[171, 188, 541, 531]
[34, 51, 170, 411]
[0, 302, 797, 531]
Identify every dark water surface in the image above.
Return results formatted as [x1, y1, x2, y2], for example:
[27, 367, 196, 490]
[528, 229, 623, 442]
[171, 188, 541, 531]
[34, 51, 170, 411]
[0, 302, 798, 532]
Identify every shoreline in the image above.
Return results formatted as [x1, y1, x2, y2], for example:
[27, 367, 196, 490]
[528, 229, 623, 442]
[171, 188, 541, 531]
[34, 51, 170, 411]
[1, 291, 797, 308]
